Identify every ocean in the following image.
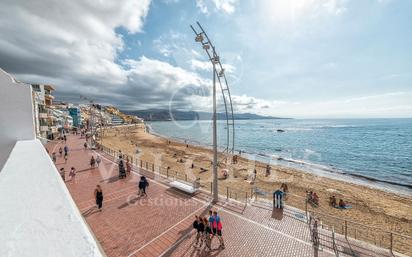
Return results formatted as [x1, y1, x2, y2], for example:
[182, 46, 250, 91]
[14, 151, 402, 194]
[147, 118, 412, 195]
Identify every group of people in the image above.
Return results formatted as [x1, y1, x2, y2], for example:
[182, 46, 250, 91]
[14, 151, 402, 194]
[52, 145, 69, 164]
[329, 196, 348, 208]
[192, 210, 225, 251]
[307, 191, 350, 209]
[58, 166, 76, 182]
[307, 191, 320, 206]
[116, 150, 133, 179]
[90, 155, 101, 169]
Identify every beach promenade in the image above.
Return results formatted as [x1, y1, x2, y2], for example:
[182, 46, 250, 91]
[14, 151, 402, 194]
[47, 134, 406, 257]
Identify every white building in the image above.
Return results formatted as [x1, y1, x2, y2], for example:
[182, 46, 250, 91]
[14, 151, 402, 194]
[31, 84, 59, 139]
[0, 69, 105, 257]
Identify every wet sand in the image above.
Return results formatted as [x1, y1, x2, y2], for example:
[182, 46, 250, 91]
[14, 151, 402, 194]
[100, 124, 412, 240]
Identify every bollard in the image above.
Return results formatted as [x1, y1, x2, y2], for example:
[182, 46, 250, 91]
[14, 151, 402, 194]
[226, 187, 229, 200]
[166, 169, 169, 178]
[185, 174, 187, 181]
[146, 162, 148, 169]
[245, 192, 248, 203]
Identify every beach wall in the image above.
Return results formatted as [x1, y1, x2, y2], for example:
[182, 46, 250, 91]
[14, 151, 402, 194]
[0, 69, 35, 170]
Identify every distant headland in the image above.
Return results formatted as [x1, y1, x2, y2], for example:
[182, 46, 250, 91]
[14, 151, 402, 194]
[122, 109, 291, 121]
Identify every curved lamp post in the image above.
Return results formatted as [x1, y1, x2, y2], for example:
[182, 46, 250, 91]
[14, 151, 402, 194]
[190, 22, 235, 203]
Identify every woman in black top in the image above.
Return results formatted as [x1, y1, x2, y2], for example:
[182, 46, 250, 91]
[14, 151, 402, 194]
[95, 185, 103, 211]
[195, 216, 205, 247]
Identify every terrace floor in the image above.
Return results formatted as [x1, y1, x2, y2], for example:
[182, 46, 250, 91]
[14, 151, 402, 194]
[47, 135, 402, 257]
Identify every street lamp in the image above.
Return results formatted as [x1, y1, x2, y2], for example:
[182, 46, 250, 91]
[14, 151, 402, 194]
[190, 22, 236, 203]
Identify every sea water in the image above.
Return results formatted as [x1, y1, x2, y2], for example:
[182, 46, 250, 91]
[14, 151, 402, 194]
[148, 118, 412, 195]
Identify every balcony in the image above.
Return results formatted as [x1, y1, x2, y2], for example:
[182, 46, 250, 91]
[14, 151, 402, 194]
[0, 140, 105, 257]
[39, 112, 48, 119]
[45, 94, 54, 100]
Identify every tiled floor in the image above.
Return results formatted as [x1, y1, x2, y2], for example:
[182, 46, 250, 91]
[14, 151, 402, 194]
[47, 135, 402, 257]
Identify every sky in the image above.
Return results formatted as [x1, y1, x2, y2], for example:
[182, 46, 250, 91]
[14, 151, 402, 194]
[0, 0, 411, 118]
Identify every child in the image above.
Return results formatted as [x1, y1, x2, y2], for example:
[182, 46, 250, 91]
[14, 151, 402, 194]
[90, 156, 96, 168]
[69, 167, 76, 181]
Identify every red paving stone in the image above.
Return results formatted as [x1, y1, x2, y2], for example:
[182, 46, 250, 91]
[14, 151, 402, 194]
[46, 135, 399, 257]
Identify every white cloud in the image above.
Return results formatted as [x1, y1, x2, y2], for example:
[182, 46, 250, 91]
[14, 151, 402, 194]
[0, 0, 151, 86]
[260, 0, 347, 23]
[196, 0, 239, 15]
[196, 0, 209, 14]
[249, 92, 412, 118]
[190, 59, 236, 74]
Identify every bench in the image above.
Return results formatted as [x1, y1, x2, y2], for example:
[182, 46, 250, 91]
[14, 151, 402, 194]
[169, 180, 199, 194]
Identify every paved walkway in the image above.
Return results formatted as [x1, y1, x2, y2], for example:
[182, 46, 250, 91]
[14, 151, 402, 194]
[47, 135, 400, 257]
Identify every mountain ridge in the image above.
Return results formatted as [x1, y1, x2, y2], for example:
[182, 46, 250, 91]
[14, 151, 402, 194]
[122, 109, 290, 121]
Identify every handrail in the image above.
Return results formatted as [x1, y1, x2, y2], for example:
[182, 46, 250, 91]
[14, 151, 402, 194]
[332, 227, 339, 257]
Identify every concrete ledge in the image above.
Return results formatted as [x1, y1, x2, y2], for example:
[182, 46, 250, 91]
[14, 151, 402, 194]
[0, 139, 105, 257]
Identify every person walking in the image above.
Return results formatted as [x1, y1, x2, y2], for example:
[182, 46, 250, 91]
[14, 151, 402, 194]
[52, 152, 57, 163]
[203, 217, 212, 251]
[96, 155, 101, 167]
[126, 158, 131, 175]
[59, 167, 65, 181]
[195, 216, 205, 248]
[63, 134, 67, 143]
[212, 211, 225, 249]
[64, 154, 68, 163]
[94, 185, 103, 211]
[58, 147, 63, 157]
[192, 215, 199, 244]
[84, 142, 87, 150]
[208, 210, 215, 243]
[64, 145, 68, 155]
[265, 164, 271, 177]
[118, 156, 126, 178]
[90, 156, 96, 169]
[69, 167, 76, 182]
[138, 176, 149, 196]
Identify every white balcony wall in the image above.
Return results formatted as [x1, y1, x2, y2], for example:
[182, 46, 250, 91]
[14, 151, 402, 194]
[0, 140, 105, 257]
[0, 68, 35, 170]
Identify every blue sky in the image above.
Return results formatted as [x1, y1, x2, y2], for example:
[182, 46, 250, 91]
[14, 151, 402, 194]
[0, 0, 411, 118]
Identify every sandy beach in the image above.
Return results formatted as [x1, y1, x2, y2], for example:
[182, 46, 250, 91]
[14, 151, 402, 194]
[100, 124, 412, 242]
